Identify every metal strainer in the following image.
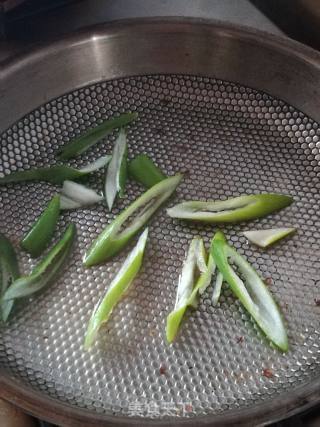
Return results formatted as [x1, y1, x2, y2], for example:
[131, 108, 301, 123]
[0, 19, 320, 427]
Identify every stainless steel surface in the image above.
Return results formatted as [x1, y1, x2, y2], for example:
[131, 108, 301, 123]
[0, 19, 319, 135]
[0, 0, 283, 64]
[0, 19, 320, 427]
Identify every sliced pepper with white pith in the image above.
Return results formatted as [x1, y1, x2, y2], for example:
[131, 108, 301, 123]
[166, 237, 216, 343]
[105, 128, 127, 210]
[167, 194, 293, 223]
[84, 173, 183, 266]
[84, 228, 148, 349]
[211, 231, 288, 351]
[0, 156, 111, 185]
[60, 180, 103, 210]
[243, 228, 296, 248]
[0, 234, 19, 322]
[3, 224, 76, 301]
[212, 270, 223, 305]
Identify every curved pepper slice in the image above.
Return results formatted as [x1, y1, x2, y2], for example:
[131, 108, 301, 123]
[212, 271, 223, 306]
[167, 194, 293, 223]
[3, 223, 76, 301]
[243, 228, 296, 248]
[0, 156, 110, 185]
[57, 112, 138, 160]
[21, 195, 60, 258]
[84, 228, 148, 349]
[0, 234, 19, 322]
[105, 128, 127, 210]
[60, 181, 103, 210]
[211, 231, 288, 351]
[84, 173, 183, 266]
[166, 238, 216, 343]
[128, 154, 166, 188]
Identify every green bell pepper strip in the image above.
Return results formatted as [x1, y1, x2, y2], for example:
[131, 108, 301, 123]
[84, 228, 148, 349]
[21, 195, 61, 258]
[128, 154, 166, 188]
[167, 193, 293, 223]
[243, 228, 296, 248]
[3, 223, 76, 301]
[0, 234, 19, 322]
[105, 128, 127, 210]
[57, 112, 138, 160]
[166, 238, 216, 343]
[0, 156, 110, 185]
[84, 173, 183, 266]
[211, 231, 288, 351]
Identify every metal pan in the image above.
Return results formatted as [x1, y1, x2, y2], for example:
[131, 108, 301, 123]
[0, 18, 320, 426]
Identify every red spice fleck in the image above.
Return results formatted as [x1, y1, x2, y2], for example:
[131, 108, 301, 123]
[264, 277, 273, 286]
[159, 365, 167, 375]
[236, 336, 244, 344]
[314, 299, 320, 306]
[262, 368, 273, 378]
[185, 404, 193, 413]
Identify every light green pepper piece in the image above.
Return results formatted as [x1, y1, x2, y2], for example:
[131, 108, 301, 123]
[211, 231, 288, 351]
[243, 228, 296, 248]
[212, 271, 223, 306]
[105, 128, 128, 210]
[166, 238, 216, 343]
[0, 234, 19, 322]
[84, 228, 148, 349]
[84, 174, 183, 266]
[167, 193, 293, 223]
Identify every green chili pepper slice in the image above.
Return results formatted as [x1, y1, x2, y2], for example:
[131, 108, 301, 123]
[60, 180, 103, 210]
[0, 234, 19, 322]
[3, 223, 76, 301]
[212, 270, 223, 306]
[211, 231, 288, 351]
[166, 238, 216, 343]
[57, 112, 138, 160]
[0, 156, 110, 185]
[105, 128, 128, 210]
[84, 228, 148, 349]
[128, 154, 166, 188]
[167, 193, 293, 223]
[243, 228, 296, 248]
[84, 173, 183, 266]
[21, 195, 60, 258]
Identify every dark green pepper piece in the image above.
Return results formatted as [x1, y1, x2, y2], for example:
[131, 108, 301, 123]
[0, 234, 19, 322]
[21, 195, 61, 258]
[128, 154, 166, 188]
[3, 223, 76, 301]
[57, 112, 138, 160]
[0, 156, 110, 185]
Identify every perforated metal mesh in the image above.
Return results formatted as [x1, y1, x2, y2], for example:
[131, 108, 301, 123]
[0, 75, 320, 420]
